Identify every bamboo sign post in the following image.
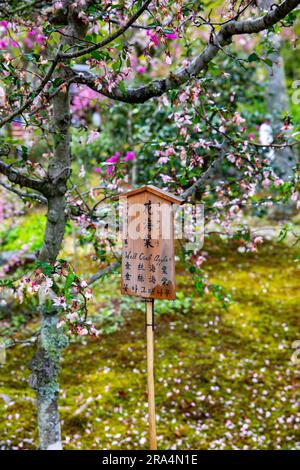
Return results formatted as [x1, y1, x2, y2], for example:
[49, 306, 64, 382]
[114, 185, 183, 450]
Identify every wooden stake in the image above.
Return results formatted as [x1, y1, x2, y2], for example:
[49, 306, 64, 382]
[146, 300, 157, 450]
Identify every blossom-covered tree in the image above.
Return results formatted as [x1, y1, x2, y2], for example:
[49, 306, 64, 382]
[0, 0, 299, 449]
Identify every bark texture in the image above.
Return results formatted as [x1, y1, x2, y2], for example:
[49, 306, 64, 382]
[29, 1, 87, 450]
[74, 0, 300, 103]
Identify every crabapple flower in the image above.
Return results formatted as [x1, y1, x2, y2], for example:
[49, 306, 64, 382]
[85, 288, 93, 300]
[146, 31, 159, 48]
[77, 326, 88, 336]
[165, 52, 172, 65]
[53, 295, 67, 310]
[124, 151, 135, 162]
[195, 255, 206, 267]
[158, 156, 169, 164]
[229, 205, 240, 216]
[165, 32, 177, 39]
[79, 165, 86, 178]
[160, 174, 172, 183]
[66, 312, 78, 322]
[137, 65, 146, 74]
[106, 152, 120, 164]
[54, 1, 63, 9]
[87, 130, 100, 144]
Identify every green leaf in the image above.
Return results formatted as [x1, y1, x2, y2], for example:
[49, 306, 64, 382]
[36, 261, 54, 276]
[91, 50, 104, 61]
[248, 53, 260, 62]
[119, 80, 127, 96]
[64, 270, 76, 302]
[263, 58, 273, 67]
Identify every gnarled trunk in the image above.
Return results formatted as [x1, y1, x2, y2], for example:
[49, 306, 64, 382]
[29, 86, 70, 450]
[28, 1, 89, 449]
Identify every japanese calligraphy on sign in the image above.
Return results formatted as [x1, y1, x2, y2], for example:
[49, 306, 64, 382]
[114, 185, 183, 300]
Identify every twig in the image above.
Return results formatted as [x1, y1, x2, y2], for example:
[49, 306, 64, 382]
[87, 261, 120, 286]
[0, 181, 47, 204]
[60, 0, 153, 59]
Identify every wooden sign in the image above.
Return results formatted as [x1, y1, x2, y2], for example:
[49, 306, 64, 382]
[114, 185, 183, 300]
[114, 185, 183, 450]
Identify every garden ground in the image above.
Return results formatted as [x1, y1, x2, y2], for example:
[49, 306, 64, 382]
[0, 238, 300, 450]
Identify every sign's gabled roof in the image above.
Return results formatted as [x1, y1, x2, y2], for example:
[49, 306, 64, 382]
[113, 185, 184, 204]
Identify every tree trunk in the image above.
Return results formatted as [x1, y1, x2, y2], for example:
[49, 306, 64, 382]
[29, 87, 70, 450]
[259, 0, 298, 179]
[28, 3, 88, 449]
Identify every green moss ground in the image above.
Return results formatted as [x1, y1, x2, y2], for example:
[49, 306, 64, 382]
[0, 241, 300, 450]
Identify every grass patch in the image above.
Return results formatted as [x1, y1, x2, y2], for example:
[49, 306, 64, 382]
[0, 240, 299, 450]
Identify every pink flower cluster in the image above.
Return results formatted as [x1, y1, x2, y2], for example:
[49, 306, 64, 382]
[146, 30, 177, 49]
[24, 29, 45, 49]
[95, 151, 135, 176]
[12, 261, 98, 337]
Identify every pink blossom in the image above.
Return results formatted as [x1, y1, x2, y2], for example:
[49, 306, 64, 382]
[280, 122, 291, 131]
[262, 177, 270, 188]
[124, 151, 135, 162]
[165, 32, 177, 40]
[166, 147, 175, 156]
[227, 154, 236, 164]
[106, 165, 116, 176]
[137, 65, 146, 74]
[71, 85, 100, 114]
[229, 205, 240, 216]
[53, 295, 67, 310]
[94, 167, 101, 173]
[77, 326, 88, 336]
[0, 21, 8, 28]
[66, 312, 78, 322]
[233, 112, 245, 125]
[165, 52, 172, 65]
[158, 156, 169, 164]
[195, 255, 206, 267]
[147, 31, 159, 48]
[160, 174, 172, 184]
[79, 165, 86, 178]
[54, 1, 63, 9]
[0, 40, 8, 49]
[35, 34, 45, 44]
[24, 37, 33, 49]
[85, 288, 93, 300]
[87, 130, 100, 144]
[106, 152, 120, 164]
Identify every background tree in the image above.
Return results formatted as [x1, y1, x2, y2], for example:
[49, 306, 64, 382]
[0, 0, 299, 449]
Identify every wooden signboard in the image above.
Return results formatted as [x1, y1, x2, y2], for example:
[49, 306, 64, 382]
[115, 185, 183, 300]
[114, 185, 183, 450]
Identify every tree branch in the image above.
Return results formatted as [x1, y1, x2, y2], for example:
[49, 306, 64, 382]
[0, 52, 60, 129]
[0, 159, 48, 194]
[74, 0, 300, 103]
[87, 261, 120, 286]
[181, 147, 228, 201]
[59, 0, 153, 59]
[0, 180, 47, 203]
